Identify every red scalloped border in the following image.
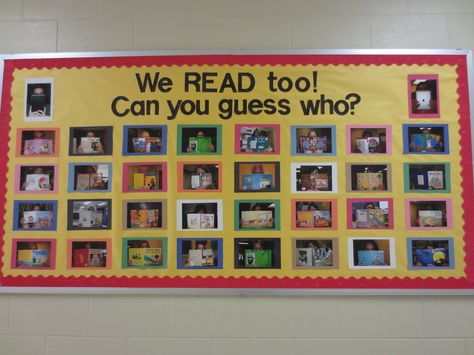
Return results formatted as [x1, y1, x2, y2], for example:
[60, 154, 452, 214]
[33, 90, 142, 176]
[0, 54, 472, 289]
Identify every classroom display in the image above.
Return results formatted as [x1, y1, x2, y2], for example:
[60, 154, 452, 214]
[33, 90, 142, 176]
[0, 51, 473, 289]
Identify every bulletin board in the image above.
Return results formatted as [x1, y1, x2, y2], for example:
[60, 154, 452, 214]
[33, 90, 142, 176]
[0, 50, 473, 291]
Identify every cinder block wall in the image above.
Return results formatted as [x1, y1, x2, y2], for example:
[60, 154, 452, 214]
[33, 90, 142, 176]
[1, 1, 474, 354]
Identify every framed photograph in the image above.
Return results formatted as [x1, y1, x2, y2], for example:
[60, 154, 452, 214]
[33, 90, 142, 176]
[291, 199, 337, 230]
[24, 78, 54, 121]
[346, 198, 394, 229]
[346, 163, 392, 192]
[234, 124, 280, 154]
[291, 125, 336, 156]
[177, 238, 223, 269]
[404, 162, 451, 193]
[67, 240, 111, 269]
[69, 126, 113, 156]
[67, 199, 112, 230]
[176, 200, 223, 231]
[68, 163, 111, 193]
[291, 162, 337, 193]
[408, 74, 440, 118]
[346, 125, 391, 155]
[122, 200, 167, 230]
[234, 238, 281, 269]
[16, 128, 59, 157]
[234, 200, 280, 231]
[292, 238, 338, 269]
[15, 164, 58, 194]
[122, 237, 168, 269]
[177, 162, 221, 192]
[123, 125, 167, 155]
[234, 162, 280, 193]
[405, 198, 452, 229]
[11, 239, 56, 269]
[177, 125, 221, 155]
[348, 238, 396, 269]
[403, 124, 449, 154]
[13, 200, 57, 231]
[122, 162, 167, 193]
[407, 238, 454, 269]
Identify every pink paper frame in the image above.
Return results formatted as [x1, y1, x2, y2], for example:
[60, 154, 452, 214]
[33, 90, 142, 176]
[407, 74, 440, 118]
[122, 162, 167, 193]
[11, 238, 57, 270]
[234, 124, 280, 154]
[14, 164, 59, 194]
[345, 125, 392, 155]
[405, 198, 453, 230]
[346, 198, 394, 230]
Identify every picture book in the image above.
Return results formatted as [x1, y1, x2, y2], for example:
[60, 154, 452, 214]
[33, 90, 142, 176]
[355, 208, 385, 228]
[129, 247, 145, 266]
[410, 134, 442, 152]
[242, 174, 272, 191]
[244, 249, 272, 268]
[132, 137, 146, 152]
[16, 249, 33, 266]
[428, 171, 444, 190]
[241, 210, 273, 229]
[241, 136, 270, 152]
[78, 210, 103, 228]
[24, 139, 53, 155]
[188, 137, 212, 153]
[23, 211, 52, 228]
[202, 248, 215, 266]
[299, 136, 327, 153]
[133, 173, 145, 189]
[414, 171, 428, 189]
[186, 213, 215, 229]
[144, 174, 158, 190]
[357, 250, 385, 266]
[190, 173, 213, 189]
[24, 173, 50, 191]
[80, 137, 101, 153]
[297, 211, 315, 228]
[313, 247, 333, 266]
[296, 248, 313, 266]
[356, 172, 383, 191]
[130, 209, 159, 228]
[132, 137, 161, 153]
[418, 210, 443, 227]
[356, 137, 379, 153]
[73, 249, 89, 267]
[144, 248, 162, 266]
[88, 249, 104, 267]
[32, 249, 48, 267]
[314, 210, 331, 227]
[415, 248, 447, 266]
[188, 249, 204, 266]
[76, 173, 102, 190]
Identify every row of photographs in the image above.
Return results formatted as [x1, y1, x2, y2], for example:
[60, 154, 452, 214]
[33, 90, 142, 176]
[10, 236, 454, 270]
[14, 124, 450, 157]
[22, 75, 441, 121]
[11, 161, 452, 194]
[12, 198, 453, 231]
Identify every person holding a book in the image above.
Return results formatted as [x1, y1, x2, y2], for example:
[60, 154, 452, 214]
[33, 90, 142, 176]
[27, 86, 50, 117]
[138, 130, 161, 152]
[21, 167, 52, 191]
[77, 130, 104, 154]
[186, 130, 215, 152]
[411, 80, 438, 114]
[193, 165, 215, 189]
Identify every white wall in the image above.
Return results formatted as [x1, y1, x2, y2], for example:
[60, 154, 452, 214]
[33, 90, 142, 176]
[1, 1, 474, 354]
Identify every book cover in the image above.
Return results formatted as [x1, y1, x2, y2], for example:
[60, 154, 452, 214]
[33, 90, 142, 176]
[78, 210, 103, 228]
[314, 210, 331, 227]
[299, 136, 327, 153]
[73, 249, 89, 267]
[129, 247, 145, 266]
[144, 174, 158, 190]
[368, 173, 383, 190]
[357, 250, 385, 266]
[88, 249, 104, 267]
[297, 211, 315, 228]
[418, 210, 443, 227]
[24, 139, 53, 155]
[80, 137, 101, 153]
[188, 249, 204, 266]
[133, 173, 145, 190]
[186, 213, 215, 229]
[355, 209, 369, 228]
[356, 138, 369, 153]
[23, 211, 52, 228]
[242, 174, 272, 191]
[25, 174, 50, 191]
[16, 249, 33, 266]
[244, 249, 272, 268]
[296, 248, 313, 266]
[32, 249, 48, 266]
[428, 171, 444, 190]
[202, 249, 214, 266]
[145, 137, 160, 152]
[76, 174, 91, 190]
[188, 137, 212, 153]
[132, 137, 146, 152]
[130, 209, 148, 228]
[144, 248, 162, 266]
[89, 173, 102, 189]
[199, 173, 213, 189]
[313, 247, 333, 266]
[241, 210, 273, 229]
[414, 171, 428, 189]
[414, 248, 447, 266]
[356, 172, 370, 190]
[190, 174, 201, 189]
[368, 208, 385, 228]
